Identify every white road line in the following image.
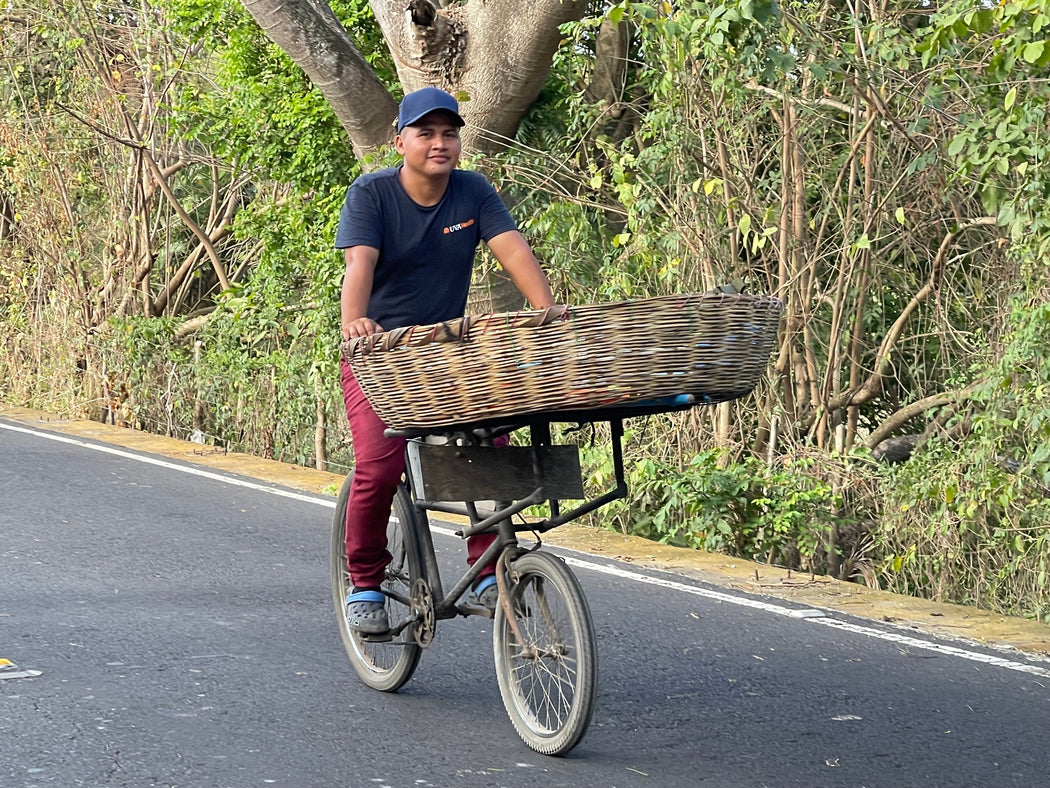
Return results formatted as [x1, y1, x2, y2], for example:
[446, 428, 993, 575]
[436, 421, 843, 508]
[6, 418, 1049, 679]
[0, 421, 336, 509]
[557, 555, 1050, 679]
[812, 618, 1050, 676]
[562, 555, 828, 617]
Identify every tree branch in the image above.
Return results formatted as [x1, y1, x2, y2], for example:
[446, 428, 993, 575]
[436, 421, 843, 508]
[372, 0, 587, 153]
[585, 16, 632, 113]
[173, 312, 214, 340]
[866, 385, 977, 450]
[745, 80, 867, 122]
[140, 149, 231, 293]
[372, 0, 466, 92]
[238, 0, 398, 158]
[829, 217, 998, 410]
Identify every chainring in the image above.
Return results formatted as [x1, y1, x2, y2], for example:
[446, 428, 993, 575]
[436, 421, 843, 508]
[411, 577, 436, 648]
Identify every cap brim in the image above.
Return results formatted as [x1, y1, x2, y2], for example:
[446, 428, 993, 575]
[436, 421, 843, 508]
[399, 108, 465, 132]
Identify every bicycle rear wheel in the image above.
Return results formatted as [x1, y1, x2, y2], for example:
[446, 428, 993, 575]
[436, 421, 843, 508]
[493, 551, 598, 756]
[330, 472, 423, 692]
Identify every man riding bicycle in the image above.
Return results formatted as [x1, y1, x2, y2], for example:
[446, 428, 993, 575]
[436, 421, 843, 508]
[336, 87, 555, 634]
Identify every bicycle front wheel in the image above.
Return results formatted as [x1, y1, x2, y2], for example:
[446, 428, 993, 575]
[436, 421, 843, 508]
[330, 472, 423, 692]
[493, 551, 598, 756]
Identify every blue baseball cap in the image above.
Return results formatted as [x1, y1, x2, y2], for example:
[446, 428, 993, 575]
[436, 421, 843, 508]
[397, 87, 465, 133]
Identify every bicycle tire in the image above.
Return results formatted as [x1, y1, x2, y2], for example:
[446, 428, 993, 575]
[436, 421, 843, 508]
[493, 551, 598, 756]
[330, 472, 424, 692]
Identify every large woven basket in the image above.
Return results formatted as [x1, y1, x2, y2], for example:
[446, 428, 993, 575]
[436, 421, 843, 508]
[341, 292, 783, 429]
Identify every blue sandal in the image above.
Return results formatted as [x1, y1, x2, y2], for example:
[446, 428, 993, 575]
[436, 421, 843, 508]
[470, 575, 499, 611]
[346, 589, 389, 634]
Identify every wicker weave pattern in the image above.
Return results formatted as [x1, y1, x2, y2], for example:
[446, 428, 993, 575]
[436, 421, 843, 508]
[341, 293, 783, 429]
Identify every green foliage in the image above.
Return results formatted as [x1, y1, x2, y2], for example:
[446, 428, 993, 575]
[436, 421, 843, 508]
[0, 0, 373, 463]
[923, 0, 1050, 227]
[636, 451, 841, 569]
[867, 0, 1050, 621]
[495, 0, 1050, 617]
[876, 293, 1050, 621]
[95, 270, 350, 468]
[76, 0, 383, 465]
[163, 0, 368, 191]
[877, 449, 1050, 622]
[579, 434, 844, 572]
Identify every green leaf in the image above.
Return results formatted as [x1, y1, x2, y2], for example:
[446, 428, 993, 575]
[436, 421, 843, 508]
[738, 214, 752, 236]
[1005, 86, 1017, 111]
[895, 207, 906, 225]
[856, 233, 871, 250]
[1023, 41, 1045, 64]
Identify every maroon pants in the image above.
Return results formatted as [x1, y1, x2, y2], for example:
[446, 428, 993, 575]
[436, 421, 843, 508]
[340, 360, 497, 589]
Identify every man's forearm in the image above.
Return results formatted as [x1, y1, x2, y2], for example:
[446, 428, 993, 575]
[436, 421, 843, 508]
[341, 270, 371, 326]
[508, 263, 555, 309]
[340, 247, 381, 338]
[488, 231, 556, 309]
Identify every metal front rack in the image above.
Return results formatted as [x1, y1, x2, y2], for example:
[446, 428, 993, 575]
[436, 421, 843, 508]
[386, 394, 697, 536]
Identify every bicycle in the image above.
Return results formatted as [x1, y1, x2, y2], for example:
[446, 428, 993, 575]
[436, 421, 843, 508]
[330, 395, 697, 756]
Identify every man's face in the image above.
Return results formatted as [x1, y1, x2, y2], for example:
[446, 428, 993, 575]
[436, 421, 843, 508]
[395, 111, 462, 178]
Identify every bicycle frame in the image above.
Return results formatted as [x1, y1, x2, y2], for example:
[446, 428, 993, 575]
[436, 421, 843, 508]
[384, 395, 697, 625]
[336, 393, 700, 754]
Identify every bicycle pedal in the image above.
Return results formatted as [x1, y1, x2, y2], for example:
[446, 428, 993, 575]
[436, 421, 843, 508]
[360, 630, 394, 643]
[456, 601, 494, 620]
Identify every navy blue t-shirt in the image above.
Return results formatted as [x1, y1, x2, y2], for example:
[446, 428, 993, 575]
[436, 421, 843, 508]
[335, 167, 518, 330]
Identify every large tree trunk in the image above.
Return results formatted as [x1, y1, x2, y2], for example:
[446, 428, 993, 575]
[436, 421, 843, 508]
[238, 0, 588, 159]
[371, 0, 588, 154]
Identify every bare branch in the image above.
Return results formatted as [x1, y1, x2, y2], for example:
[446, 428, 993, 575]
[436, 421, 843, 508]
[866, 385, 977, 450]
[140, 149, 231, 293]
[830, 217, 999, 410]
[745, 80, 867, 122]
[173, 312, 213, 340]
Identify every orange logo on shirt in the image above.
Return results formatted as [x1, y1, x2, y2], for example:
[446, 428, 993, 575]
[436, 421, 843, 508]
[443, 218, 475, 234]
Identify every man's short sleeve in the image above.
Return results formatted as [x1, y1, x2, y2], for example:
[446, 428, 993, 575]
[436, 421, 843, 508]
[335, 180, 383, 250]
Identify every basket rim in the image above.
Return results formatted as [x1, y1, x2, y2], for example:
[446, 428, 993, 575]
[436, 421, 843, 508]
[341, 292, 783, 362]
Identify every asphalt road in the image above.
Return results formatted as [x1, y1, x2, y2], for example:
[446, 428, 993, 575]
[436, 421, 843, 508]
[2, 418, 1050, 788]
